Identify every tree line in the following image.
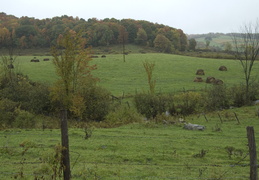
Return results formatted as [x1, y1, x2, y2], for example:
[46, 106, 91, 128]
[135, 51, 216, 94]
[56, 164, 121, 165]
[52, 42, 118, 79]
[0, 12, 188, 52]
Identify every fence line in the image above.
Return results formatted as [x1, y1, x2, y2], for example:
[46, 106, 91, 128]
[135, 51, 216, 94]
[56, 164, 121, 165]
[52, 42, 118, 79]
[0, 172, 248, 180]
[0, 160, 250, 168]
[0, 133, 248, 140]
[0, 129, 253, 179]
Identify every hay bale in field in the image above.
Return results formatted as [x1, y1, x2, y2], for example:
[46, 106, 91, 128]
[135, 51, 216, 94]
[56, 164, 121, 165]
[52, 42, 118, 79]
[213, 79, 223, 85]
[43, 58, 50, 61]
[196, 69, 205, 75]
[31, 59, 40, 62]
[31, 57, 40, 62]
[193, 77, 203, 82]
[219, 66, 227, 71]
[206, 76, 216, 83]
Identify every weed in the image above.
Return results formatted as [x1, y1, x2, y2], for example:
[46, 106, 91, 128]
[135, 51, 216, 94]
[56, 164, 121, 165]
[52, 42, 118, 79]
[14, 140, 37, 179]
[84, 126, 93, 140]
[198, 167, 207, 178]
[35, 144, 63, 179]
[0, 146, 16, 155]
[225, 146, 235, 159]
[212, 123, 222, 132]
[193, 149, 208, 158]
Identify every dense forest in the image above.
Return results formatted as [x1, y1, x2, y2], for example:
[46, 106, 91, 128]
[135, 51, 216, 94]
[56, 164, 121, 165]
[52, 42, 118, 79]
[0, 12, 188, 52]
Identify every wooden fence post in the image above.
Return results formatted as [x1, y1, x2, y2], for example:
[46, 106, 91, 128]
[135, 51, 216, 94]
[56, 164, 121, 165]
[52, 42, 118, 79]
[247, 126, 258, 180]
[203, 113, 208, 122]
[234, 112, 240, 124]
[61, 109, 71, 180]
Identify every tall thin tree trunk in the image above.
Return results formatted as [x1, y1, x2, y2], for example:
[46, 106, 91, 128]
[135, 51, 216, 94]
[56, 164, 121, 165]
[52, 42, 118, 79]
[60, 109, 71, 180]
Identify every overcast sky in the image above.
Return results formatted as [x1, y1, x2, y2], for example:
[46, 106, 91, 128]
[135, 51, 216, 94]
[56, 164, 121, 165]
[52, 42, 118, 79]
[1, 0, 259, 34]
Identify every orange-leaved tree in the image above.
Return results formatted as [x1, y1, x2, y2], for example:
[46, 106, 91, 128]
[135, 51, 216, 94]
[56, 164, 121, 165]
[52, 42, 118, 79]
[50, 30, 97, 179]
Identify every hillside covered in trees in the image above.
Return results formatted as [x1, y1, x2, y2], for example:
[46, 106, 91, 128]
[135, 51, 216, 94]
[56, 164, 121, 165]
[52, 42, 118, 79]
[0, 12, 188, 53]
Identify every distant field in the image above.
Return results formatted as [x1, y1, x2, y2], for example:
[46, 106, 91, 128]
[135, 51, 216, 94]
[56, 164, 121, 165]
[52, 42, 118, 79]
[193, 34, 235, 49]
[15, 53, 258, 96]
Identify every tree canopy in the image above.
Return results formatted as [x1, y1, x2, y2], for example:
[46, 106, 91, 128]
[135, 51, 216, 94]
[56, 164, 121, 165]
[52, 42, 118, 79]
[0, 12, 188, 51]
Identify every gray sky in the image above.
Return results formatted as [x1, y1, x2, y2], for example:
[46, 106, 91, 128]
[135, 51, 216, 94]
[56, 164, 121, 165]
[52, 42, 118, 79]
[1, 0, 259, 34]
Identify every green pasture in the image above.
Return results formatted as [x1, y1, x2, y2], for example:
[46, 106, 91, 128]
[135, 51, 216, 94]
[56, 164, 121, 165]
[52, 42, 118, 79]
[14, 53, 258, 96]
[195, 34, 233, 48]
[1, 105, 259, 179]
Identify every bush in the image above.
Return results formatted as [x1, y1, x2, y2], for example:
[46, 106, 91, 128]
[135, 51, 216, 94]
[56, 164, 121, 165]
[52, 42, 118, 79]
[229, 84, 246, 107]
[229, 83, 258, 107]
[204, 85, 229, 111]
[13, 108, 36, 128]
[174, 91, 202, 115]
[82, 86, 111, 121]
[134, 93, 174, 119]
[0, 73, 51, 115]
[104, 106, 142, 127]
[0, 98, 19, 128]
[27, 83, 51, 114]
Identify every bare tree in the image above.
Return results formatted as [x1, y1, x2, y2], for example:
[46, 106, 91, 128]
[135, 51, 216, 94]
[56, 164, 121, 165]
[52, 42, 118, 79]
[232, 20, 259, 103]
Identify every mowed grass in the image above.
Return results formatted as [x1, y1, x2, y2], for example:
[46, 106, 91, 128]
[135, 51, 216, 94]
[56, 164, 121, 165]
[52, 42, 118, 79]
[15, 53, 258, 96]
[1, 106, 259, 179]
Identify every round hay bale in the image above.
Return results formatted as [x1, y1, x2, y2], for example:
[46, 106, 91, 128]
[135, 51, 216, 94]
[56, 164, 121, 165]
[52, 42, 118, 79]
[31, 57, 40, 62]
[206, 76, 215, 83]
[213, 79, 223, 85]
[196, 69, 205, 75]
[193, 77, 203, 82]
[219, 66, 227, 71]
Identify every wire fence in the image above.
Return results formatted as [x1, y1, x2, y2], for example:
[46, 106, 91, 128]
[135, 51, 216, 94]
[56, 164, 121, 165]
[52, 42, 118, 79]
[0, 128, 252, 180]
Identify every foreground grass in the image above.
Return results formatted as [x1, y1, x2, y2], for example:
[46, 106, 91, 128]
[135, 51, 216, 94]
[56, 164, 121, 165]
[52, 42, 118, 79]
[1, 106, 259, 179]
[15, 53, 259, 96]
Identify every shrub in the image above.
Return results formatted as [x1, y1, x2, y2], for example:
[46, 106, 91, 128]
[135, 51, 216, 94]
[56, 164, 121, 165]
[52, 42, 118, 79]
[204, 85, 229, 111]
[229, 84, 246, 107]
[134, 93, 174, 119]
[82, 86, 111, 121]
[0, 98, 19, 128]
[13, 108, 35, 128]
[104, 106, 142, 127]
[26, 83, 51, 114]
[0, 73, 51, 115]
[229, 83, 258, 107]
[174, 91, 202, 115]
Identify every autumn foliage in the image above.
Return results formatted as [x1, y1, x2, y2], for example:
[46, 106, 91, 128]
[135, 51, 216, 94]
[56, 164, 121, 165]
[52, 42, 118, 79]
[50, 30, 97, 118]
[0, 12, 188, 52]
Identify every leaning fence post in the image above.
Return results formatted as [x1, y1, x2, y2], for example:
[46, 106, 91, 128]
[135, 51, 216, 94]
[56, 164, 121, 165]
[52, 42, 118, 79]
[247, 126, 258, 180]
[234, 112, 240, 124]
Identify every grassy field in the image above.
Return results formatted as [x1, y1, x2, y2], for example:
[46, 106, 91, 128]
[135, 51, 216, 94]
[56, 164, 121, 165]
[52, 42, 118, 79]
[14, 53, 258, 96]
[1, 105, 258, 179]
[2, 52, 259, 179]
[195, 35, 233, 48]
